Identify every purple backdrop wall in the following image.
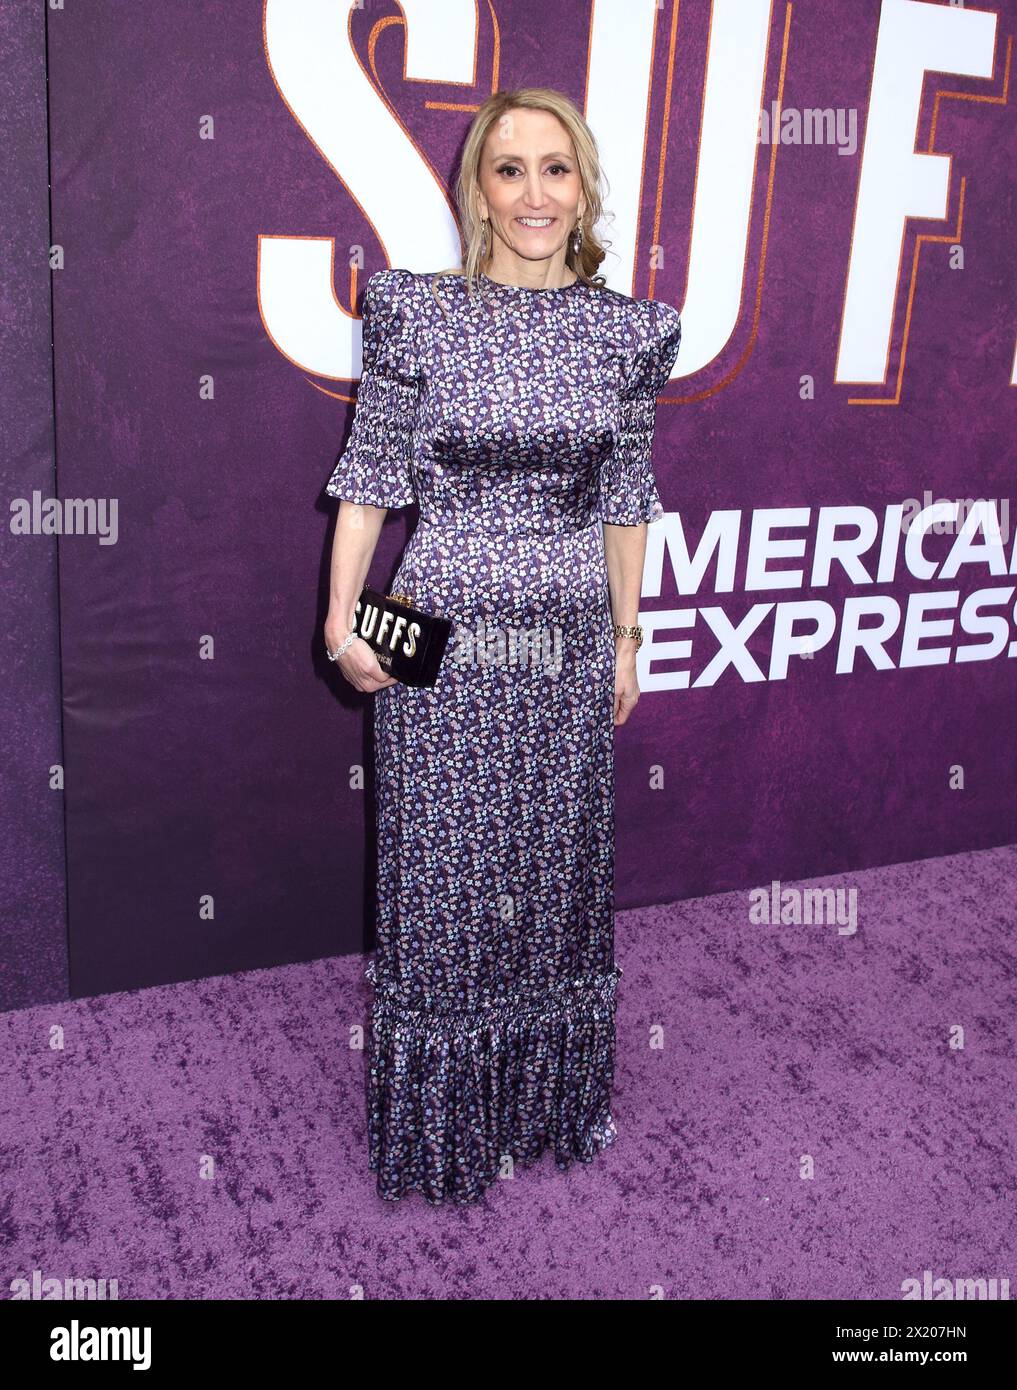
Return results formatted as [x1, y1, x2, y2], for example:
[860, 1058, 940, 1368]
[2, 0, 68, 1012]
[8, 0, 1015, 1006]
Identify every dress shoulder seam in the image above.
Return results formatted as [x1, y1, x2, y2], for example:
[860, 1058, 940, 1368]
[364, 268, 425, 373]
[640, 295, 682, 342]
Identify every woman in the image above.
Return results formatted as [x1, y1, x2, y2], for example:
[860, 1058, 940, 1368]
[323, 87, 681, 1205]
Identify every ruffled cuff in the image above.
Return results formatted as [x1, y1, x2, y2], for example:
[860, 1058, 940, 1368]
[598, 299, 681, 525]
[325, 269, 421, 510]
[599, 390, 666, 524]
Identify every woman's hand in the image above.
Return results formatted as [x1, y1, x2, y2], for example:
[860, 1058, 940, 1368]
[324, 613, 398, 693]
[613, 642, 640, 725]
[603, 521, 649, 727]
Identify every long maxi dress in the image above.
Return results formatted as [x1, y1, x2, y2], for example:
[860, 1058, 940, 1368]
[326, 266, 682, 1205]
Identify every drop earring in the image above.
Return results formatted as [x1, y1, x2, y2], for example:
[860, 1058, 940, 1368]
[571, 218, 584, 257]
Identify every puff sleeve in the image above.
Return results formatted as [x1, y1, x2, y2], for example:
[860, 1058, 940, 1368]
[325, 269, 420, 509]
[598, 298, 682, 525]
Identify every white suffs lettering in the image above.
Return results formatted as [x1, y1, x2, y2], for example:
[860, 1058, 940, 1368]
[355, 599, 421, 658]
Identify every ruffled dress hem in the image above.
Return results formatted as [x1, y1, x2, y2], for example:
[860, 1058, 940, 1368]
[363, 956, 623, 1206]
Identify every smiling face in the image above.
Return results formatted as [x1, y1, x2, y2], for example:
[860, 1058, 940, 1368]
[475, 107, 587, 280]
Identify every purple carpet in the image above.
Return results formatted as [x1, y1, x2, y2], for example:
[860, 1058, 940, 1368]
[3, 845, 1014, 1300]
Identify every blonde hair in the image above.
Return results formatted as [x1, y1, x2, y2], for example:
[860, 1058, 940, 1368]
[429, 87, 609, 311]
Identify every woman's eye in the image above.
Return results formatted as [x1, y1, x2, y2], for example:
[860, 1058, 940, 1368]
[497, 163, 571, 177]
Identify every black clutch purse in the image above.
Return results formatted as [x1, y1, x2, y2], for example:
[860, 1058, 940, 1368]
[353, 584, 453, 689]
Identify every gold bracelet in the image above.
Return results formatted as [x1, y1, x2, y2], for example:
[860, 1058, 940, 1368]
[613, 623, 643, 650]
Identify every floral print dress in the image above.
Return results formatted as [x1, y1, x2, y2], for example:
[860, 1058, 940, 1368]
[326, 266, 682, 1204]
